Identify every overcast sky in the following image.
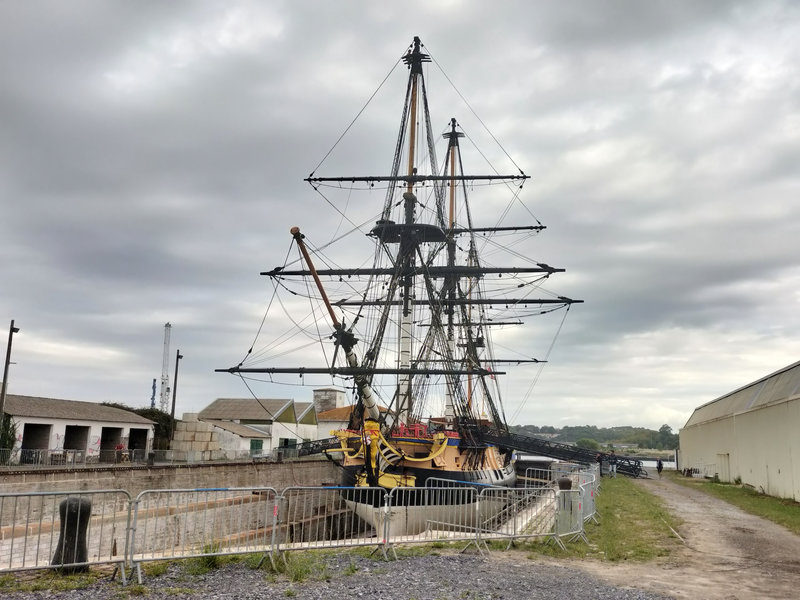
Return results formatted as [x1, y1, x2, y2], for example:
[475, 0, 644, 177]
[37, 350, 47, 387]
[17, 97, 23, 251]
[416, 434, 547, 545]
[2, 1, 799, 433]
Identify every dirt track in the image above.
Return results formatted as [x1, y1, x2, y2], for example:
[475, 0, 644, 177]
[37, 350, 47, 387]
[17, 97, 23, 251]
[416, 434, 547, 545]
[572, 475, 800, 599]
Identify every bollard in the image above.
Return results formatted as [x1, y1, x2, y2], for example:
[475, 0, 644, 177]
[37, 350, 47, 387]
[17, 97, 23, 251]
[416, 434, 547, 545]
[51, 496, 92, 573]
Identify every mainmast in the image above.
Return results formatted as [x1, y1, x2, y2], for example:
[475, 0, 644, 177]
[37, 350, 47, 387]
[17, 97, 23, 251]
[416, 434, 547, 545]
[443, 117, 464, 421]
[396, 36, 431, 425]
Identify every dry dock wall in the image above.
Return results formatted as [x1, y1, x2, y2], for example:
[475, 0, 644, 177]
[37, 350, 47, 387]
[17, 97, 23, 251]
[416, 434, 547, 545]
[0, 458, 339, 496]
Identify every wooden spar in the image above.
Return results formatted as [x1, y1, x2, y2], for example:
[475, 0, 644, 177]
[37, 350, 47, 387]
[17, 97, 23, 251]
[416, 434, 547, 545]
[289, 226, 381, 422]
[448, 121, 456, 229]
[289, 227, 340, 330]
[406, 49, 419, 195]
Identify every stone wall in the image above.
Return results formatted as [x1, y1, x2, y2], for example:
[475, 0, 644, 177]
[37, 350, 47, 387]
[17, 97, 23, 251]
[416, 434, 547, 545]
[170, 413, 226, 461]
[1, 457, 340, 497]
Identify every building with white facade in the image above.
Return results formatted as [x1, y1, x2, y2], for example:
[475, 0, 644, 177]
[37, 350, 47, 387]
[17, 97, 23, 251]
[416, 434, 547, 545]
[172, 397, 320, 461]
[679, 359, 800, 501]
[2, 393, 154, 464]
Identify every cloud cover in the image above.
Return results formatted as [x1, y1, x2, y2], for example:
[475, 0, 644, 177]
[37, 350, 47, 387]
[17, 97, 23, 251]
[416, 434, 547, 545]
[2, 1, 799, 432]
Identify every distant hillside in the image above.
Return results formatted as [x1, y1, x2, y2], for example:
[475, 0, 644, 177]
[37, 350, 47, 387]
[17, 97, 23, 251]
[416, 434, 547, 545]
[509, 423, 678, 450]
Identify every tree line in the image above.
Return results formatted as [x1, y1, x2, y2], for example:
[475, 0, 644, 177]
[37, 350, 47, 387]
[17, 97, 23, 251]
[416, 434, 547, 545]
[510, 423, 679, 450]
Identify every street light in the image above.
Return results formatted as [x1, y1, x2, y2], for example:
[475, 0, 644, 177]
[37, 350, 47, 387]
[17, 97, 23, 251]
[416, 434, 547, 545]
[0, 320, 20, 429]
[169, 350, 183, 443]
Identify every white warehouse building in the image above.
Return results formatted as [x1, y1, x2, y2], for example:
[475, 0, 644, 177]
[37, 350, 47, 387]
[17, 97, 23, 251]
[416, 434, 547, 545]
[1, 393, 154, 464]
[679, 359, 800, 501]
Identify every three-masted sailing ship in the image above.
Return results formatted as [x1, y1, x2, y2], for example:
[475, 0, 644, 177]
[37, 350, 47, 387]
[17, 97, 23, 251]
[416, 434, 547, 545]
[220, 37, 581, 532]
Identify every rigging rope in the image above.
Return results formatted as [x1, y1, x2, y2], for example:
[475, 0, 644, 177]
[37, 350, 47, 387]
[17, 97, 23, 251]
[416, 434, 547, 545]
[308, 57, 403, 178]
[428, 51, 526, 177]
[509, 305, 572, 424]
[235, 239, 297, 369]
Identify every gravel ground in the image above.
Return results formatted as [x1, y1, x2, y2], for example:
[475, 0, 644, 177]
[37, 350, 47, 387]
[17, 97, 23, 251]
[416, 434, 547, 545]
[6, 551, 673, 599]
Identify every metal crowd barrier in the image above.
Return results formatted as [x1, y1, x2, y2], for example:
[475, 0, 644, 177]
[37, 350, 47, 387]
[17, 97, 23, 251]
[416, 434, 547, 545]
[554, 489, 585, 548]
[128, 487, 279, 583]
[477, 486, 558, 549]
[385, 485, 483, 553]
[276, 486, 387, 556]
[2, 464, 601, 584]
[0, 489, 132, 582]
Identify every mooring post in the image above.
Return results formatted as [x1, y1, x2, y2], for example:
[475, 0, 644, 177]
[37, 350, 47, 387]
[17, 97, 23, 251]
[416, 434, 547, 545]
[51, 496, 92, 573]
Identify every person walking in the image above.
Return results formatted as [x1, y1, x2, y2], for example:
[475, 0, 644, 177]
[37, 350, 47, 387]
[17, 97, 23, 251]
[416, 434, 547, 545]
[609, 450, 617, 478]
[657, 458, 664, 478]
[596, 452, 603, 477]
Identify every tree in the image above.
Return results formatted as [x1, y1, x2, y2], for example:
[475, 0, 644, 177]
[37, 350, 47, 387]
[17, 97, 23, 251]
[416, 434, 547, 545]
[101, 403, 174, 448]
[658, 424, 678, 450]
[0, 414, 18, 464]
[575, 438, 600, 450]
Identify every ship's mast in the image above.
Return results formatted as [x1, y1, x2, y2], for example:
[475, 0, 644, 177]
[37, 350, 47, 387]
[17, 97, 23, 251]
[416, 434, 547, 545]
[396, 36, 430, 425]
[443, 117, 463, 422]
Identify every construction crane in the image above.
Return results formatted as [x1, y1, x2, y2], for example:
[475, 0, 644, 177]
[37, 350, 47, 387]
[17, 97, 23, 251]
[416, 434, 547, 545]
[159, 323, 171, 413]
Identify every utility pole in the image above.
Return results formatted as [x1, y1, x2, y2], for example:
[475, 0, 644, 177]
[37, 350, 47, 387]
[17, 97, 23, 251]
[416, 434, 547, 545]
[169, 350, 183, 443]
[0, 320, 20, 428]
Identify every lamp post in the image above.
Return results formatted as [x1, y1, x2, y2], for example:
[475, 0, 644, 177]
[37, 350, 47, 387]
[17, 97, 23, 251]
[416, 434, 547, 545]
[169, 350, 183, 443]
[0, 320, 20, 428]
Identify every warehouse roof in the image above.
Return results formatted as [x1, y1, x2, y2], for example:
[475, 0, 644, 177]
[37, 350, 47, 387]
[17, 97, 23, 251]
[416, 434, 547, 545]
[683, 359, 800, 427]
[3, 394, 154, 424]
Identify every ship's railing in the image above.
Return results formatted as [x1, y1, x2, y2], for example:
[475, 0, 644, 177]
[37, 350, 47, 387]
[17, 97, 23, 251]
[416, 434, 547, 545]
[2, 466, 600, 584]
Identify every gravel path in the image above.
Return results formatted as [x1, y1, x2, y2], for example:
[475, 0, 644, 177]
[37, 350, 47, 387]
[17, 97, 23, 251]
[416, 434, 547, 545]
[11, 475, 797, 598]
[6, 552, 672, 599]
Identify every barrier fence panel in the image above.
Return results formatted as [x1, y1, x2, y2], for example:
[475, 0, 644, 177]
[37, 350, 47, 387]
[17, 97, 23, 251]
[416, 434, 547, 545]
[477, 487, 558, 549]
[385, 485, 482, 551]
[522, 467, 555, 488]
[555, 489, 585, 547]
[577, 472, 598, 524]
[275, 487, 387, 557]
[129, 487, 278, 584]
[0, 490, 131, 581]
[552, 464, 583, 489]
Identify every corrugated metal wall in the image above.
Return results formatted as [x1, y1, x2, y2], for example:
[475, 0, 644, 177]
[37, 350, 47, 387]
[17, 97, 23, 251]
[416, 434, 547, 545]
[679, 361, 800, 501]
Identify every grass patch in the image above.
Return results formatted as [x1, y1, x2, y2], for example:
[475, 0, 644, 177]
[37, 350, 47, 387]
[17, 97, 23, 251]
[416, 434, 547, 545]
[343, 559, 359, 575]
[162, 586, 198, 595]
[669, 471, 800, 535]
[141, 560, 170, 577]
[0, 569, 106, 592]
[255, 551, 335, 582]
[589, 476, 682, 561]
[518, 476, 683, 563]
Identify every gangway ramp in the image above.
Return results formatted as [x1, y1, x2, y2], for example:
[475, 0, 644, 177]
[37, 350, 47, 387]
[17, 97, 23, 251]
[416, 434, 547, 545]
[480, 429, 646, 478]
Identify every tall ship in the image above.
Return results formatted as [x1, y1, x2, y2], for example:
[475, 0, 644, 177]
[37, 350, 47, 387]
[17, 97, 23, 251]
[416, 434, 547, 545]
[220, 37, 581, 529]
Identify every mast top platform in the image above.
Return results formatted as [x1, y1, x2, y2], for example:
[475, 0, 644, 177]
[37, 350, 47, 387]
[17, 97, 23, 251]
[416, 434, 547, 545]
[403, 36, 430, 74]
